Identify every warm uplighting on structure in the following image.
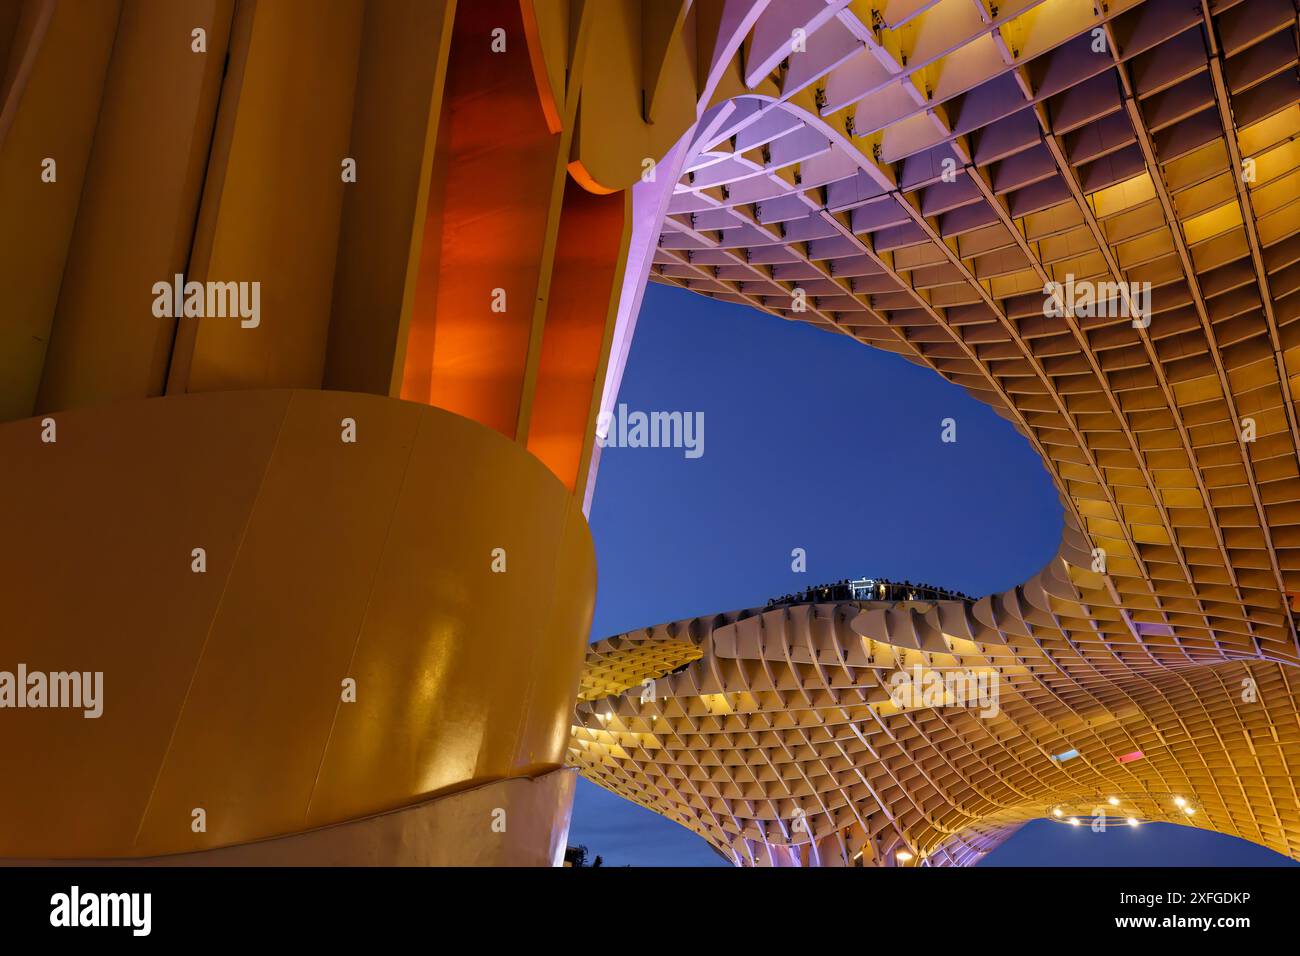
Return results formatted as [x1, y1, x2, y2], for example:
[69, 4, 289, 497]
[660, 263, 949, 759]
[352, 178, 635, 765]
[562, 0, 1300, 870]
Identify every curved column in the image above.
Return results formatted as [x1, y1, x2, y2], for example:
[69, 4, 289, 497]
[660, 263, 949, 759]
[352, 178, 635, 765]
[0, 389, 594, 862]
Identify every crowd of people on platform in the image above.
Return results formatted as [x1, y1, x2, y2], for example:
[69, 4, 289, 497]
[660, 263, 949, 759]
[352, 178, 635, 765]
[765, 577, 974, 608]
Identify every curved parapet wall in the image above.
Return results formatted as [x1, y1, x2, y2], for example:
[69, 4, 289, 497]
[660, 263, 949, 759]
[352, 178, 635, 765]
[569, 557, 1300, 866]
[0, 389, 594, 861]
[6, 771, 577, 868]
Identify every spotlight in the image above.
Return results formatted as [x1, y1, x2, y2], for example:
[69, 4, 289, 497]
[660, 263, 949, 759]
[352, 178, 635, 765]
[1068, 817, 1081, 826]
[1052, 807, 1063, 818]
[1127, 817, 1139, 827]
[1174, 796, 1186, 807]
[896, 850, 914, 863]
[1107, 796, 1119, 807]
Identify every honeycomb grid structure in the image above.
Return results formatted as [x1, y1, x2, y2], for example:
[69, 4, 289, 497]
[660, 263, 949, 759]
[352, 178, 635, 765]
[570, 0, 1300, 866]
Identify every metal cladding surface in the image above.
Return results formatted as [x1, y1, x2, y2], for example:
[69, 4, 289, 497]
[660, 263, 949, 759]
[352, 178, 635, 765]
[570, 0, 1300, 866]
[0, 390, 594, 859]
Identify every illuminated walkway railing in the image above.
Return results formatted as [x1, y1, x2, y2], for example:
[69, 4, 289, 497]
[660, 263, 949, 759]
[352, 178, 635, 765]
[766, 577, 975, 608]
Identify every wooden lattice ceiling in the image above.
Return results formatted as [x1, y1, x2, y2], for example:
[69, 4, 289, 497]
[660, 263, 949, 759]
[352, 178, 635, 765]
[571, 0, 1300, 866]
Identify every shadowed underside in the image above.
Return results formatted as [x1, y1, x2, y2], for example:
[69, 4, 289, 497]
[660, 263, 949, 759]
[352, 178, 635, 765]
[570, 0, 1300, 865]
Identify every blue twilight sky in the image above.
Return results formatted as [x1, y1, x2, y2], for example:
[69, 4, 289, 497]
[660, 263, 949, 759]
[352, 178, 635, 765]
[567, 281, 1297, 868]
